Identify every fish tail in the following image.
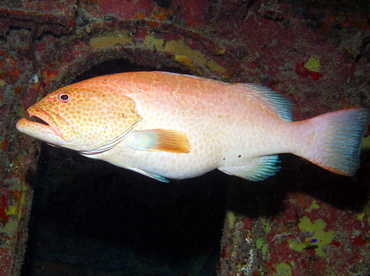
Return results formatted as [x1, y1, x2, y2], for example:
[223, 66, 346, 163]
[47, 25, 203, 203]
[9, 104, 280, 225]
[299, 108, 370, 176]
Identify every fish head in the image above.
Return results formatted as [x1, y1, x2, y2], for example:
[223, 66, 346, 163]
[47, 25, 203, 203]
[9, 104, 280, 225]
[16, 83, 141, 154]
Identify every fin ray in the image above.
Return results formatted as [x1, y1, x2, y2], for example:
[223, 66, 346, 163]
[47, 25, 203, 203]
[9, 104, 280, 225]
[236, 83, 293, 121]
[299, 108, 370, 176]
[219, 155, 280, 181]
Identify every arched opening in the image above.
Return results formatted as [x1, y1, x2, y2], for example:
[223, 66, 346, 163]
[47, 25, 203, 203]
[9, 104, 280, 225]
[22, 58, 229, 275]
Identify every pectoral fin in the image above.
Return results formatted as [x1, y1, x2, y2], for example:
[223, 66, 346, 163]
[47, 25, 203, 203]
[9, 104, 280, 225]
[126, 129, 191, 153]
[219, 155, 280, 181]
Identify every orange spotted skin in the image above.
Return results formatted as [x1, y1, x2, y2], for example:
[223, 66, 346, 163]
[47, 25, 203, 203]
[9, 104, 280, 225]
[82, 72, 293, 179]
[16, 71, 370, 181]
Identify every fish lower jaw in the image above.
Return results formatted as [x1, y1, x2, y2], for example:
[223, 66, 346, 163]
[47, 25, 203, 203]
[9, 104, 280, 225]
[16, 118, 59, 138]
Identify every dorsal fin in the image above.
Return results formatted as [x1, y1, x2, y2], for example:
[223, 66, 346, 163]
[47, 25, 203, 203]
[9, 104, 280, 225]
[236, 83, 293, 122]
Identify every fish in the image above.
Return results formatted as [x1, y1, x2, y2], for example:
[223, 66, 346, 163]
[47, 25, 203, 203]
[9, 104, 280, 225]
[16, 71, 370, 182]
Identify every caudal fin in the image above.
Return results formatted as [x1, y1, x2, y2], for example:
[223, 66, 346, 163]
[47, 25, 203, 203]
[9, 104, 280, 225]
[300, 108, 370, 176]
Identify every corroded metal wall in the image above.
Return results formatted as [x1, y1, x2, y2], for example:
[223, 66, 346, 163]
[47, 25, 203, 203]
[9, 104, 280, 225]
[0, 0, 369, 275]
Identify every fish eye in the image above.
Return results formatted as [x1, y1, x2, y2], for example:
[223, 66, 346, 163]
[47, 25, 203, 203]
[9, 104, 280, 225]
[57, 92, 70, 103]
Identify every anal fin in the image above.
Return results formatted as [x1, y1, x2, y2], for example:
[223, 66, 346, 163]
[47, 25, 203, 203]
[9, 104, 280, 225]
[219, 155, 280, 181]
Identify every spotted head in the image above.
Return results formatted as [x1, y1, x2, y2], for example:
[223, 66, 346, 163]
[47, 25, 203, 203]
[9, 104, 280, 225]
[16, 79, 141, 153]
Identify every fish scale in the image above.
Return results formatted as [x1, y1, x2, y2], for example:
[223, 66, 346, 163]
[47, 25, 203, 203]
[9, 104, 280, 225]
[16, 71, 370, 182]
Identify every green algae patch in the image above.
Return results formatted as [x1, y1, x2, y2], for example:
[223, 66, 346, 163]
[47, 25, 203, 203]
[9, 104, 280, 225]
[0, 218, 18, 237]
[144, 35, 226, 74]
[276, 262, 292, 276]
[304, 55, 321, 72]
[226, 210, 236, 229]
[256, 237, 269, 258]
[259, 217, 271, 233]
[288, 216, 335, 257]
[256, 237, 263, 249]
[362, 135, 370, 150]
[89, 31, 133, 49]
[305, 200, 320, 212]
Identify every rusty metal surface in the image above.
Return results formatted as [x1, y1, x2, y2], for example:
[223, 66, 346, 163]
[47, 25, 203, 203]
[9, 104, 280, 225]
[0, 0, 76, 36]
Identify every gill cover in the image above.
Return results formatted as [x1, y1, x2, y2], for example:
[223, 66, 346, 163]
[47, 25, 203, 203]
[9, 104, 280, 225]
[70, 89, 142, 154]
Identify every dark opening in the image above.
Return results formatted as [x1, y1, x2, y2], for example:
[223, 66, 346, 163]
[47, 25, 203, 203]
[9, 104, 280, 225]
[22, 59, 228, 275]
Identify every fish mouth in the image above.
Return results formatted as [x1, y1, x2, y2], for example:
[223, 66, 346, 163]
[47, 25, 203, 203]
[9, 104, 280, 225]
[16, 106, 64, 139]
